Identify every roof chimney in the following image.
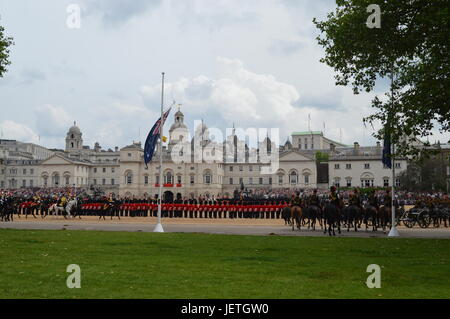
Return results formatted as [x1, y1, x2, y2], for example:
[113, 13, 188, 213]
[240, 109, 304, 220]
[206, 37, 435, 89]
[353, 142, 360, 155]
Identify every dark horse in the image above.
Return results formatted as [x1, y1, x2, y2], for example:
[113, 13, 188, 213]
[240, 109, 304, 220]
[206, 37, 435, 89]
[304, 205, 322, 230]
[323, 203, 342, 236]
[100, 202, 121, 220]
[343, 205, 363, 232]
[281, 206, 291, 225]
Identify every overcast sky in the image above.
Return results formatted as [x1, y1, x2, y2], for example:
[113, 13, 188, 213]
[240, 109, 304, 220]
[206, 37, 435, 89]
[0, 0, 448, 150]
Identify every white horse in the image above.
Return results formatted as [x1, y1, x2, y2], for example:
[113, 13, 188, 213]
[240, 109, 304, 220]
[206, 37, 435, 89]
[65, 198, 80, 218]
[47, 198, 78, 219]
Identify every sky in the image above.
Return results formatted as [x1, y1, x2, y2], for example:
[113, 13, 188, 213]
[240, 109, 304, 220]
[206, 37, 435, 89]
[0, 0, 448, 150]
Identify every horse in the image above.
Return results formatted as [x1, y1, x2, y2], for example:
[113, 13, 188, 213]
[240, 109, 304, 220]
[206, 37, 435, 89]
[281, 206, 291, 225]
[290, 205, 302, 231]
[343, 205, 363, 232]
[378, 205, 391, 232]
[323, 203, 341, 236]
[304, 205, 322, 231]
[363, 205, 378, 231]
[46, 203, 67, 218]
[65, 198, 81, 219]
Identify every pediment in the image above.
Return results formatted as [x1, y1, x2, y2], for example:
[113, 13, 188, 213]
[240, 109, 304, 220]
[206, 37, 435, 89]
[279, 150, 313, 162]
[40, 155, 74, 165]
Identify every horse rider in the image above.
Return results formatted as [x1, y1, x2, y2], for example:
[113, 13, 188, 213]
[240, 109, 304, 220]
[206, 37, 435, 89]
[329, 186, 340, 208]
[58, 194, 68, 208]
[368, 190, 379, 209]
[308, 189, 320, 208]
[291, 191, 302, 208]
[383, 190, 392, 208]
[349, 188, 362, 209]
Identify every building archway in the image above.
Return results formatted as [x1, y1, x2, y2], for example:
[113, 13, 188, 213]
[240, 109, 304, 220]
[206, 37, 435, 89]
[164, 191, 174, 202]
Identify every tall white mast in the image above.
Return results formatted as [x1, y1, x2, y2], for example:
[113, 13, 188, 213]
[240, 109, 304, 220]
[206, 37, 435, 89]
[154, 72, 165, 233]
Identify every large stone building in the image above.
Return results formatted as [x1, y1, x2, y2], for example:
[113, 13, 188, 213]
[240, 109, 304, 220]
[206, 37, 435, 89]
[0, 110, 418, 198]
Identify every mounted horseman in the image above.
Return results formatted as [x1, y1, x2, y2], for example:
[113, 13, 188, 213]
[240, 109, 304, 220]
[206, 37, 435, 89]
[323, 186, 342, 236]
[344, 188, 363, 232]
[289, 191, 303, 231]
[305, 189, 322, 230]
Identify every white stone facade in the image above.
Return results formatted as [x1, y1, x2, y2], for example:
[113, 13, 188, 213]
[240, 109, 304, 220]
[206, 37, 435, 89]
[0, 110, 412, 198]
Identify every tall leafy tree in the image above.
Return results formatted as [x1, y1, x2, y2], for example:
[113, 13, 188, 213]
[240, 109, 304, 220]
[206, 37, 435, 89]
[0, 18, 13, 78]
[313, 0, 449, 158]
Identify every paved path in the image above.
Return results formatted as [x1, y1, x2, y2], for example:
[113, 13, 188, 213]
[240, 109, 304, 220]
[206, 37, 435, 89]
[1, 218, 450, 238]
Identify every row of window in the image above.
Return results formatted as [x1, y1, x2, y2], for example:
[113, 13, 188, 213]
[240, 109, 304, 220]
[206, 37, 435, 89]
[93, 167, 115, 173]
[334, 163, 402, 170]
[333, 178, 400, 188]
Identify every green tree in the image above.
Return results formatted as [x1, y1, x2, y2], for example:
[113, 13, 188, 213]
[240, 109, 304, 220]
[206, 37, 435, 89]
[0, 18, 13, 77]
[313, 0, 449, 158]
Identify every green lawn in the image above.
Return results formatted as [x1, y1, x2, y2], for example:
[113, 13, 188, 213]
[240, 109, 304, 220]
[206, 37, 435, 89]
[0, 229, 449, 299]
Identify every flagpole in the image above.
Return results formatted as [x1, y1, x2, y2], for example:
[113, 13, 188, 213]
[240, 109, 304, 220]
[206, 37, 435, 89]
[154, 72, 165, 233]
[388, 70, 399, 237]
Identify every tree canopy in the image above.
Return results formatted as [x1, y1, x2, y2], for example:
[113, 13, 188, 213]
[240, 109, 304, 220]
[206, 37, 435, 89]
[313, 0, 449, 157]
[0, 18, 13, 78]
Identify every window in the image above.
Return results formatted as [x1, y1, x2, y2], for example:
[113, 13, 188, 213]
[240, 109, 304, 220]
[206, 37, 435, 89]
[259, 178, 263, 185]
[65, 176, 70, 185]
[346, 178, 352, 187]
[278, 175, 283, 185]
[249, 166, 253, 172]
[229, 166, 233, 172]
[126, 172, 132, 184]
[144, 176, 149, 185]
[22, 180, 26, 187]
[335, 164, 340, 169]
[93, 179, 97, 185]
[102, 179, 106, 185]
[395, 178, 400, 187]
[94, 168, 97, 173]
[269, 177, 272, 185]
[204, 171, 211, 184]
[23, 169, 26, 175]
[29, 180, 33, 187]
[103, 168, 106, 173]
[289, 171, 298, 184]
[177, 175, 182, 184]
[112, 168, 115, 173]
[190, 175, 195, 185]
[364, 163, 370, 169]
[164, 172, 173, 184]
[304, 175, 309, 184]
[361, 179, 374, 187]
[333, 178, 340, 187]
[346, 164, 351, 169]
[239, 166, 243, 171]
[128, 153, 132, 157]
[111, 179, 115, 185]
[229, 178, 233, 185]
[384, 178, 389, 187]
[249, 177, 253, 185]
[239, 178, 243, 184]
[395, 163, 401, 169]
[30, 169, 34, 175]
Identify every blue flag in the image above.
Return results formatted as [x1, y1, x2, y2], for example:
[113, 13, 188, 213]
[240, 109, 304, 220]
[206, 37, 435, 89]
[382, 126, 392, 169]
[144, 108, 171, 167]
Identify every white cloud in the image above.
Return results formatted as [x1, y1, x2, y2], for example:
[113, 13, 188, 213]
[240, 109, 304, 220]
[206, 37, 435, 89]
[35, 104, 72, 138]
[140, 56, 378, 145]
[0, 120, 39, 144]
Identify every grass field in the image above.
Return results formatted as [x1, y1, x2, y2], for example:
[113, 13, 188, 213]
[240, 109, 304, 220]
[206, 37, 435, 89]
[0, 229, 449, 299]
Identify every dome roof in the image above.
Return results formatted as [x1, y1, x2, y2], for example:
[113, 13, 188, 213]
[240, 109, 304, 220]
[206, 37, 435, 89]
[68, 122, 81, 135]
[169, 121, 188, 131]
